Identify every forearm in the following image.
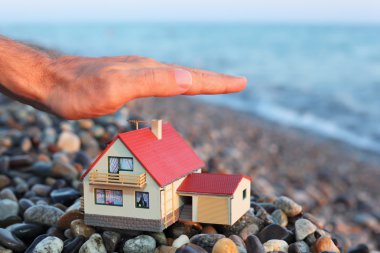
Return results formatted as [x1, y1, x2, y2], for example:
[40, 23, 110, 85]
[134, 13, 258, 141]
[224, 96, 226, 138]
[0, 35, 53, 104]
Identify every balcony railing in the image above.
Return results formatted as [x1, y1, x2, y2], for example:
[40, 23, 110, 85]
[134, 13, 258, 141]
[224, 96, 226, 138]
[89, 171, 146, 188]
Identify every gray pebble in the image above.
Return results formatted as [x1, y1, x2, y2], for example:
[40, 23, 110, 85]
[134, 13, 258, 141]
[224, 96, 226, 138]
[24, 205, 64, 226]
[123, 235, 156, 253]
[32, 236, 63, 253]
[79, 233, 106, 253]
[0, 199, 18, 220]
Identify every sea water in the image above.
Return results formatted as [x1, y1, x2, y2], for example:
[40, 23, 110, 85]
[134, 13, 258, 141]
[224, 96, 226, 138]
[1, 23, 379, 153]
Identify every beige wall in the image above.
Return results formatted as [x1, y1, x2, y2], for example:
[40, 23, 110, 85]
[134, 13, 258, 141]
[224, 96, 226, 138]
[83, 138, 162, 219]
[230, 178, 251, 224]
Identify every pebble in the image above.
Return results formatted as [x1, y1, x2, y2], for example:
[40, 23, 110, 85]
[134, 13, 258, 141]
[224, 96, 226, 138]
[239, 223, 259, 241]
[271, 209, 288, 227]
[229, 235, 247, 253]
[155, 245, 177, 253]
[149, 232, 167, 246]
[7, 223, 45, 241]
[24, 205, 64, 226]
[176, 243, 207, 253]
[202, 225, 218, 234]
[0, 175, 11, 189]
[288, 241, 310, 253]
[0, 199, 19, 220]
[9, 155, 33, 169]
[64, 228, 73, 239]
[123, 235, 156, 253]
[263, 239, 289, 253]
[0, 156, 10, 173]
[190, 234, 225, 252]
[31, 184, 51, 197]
[172, 235, 190, 248]
[0, 216, 22, 228]
[274, 196, 302, 217]
[102, 231, 121, 253]
[212, 238, 238, 253]
[14, 177, 29, 194]
[0, 228, 26, 252]
[0, 188, 17, 201]
[0, 245, 12, 253]
[57, 210, 84, 229]
[50, 187, 80, 205]
[79, 119, 94, 129]
[314, 237, 340, 253]
[62, 235, 86, 253]
[57, 131, 81, 153]
[257, 224, 290, 243]
[295, 219, 317, 241]
[24, 234, 48, 253]
[79, 233, 107, 253]
[51, 160, 79, 180]
[347, 244, 369, 253]
[246, 235, 265, 253]
[32, 236, 63, 253]
[70, 219, 95, 238]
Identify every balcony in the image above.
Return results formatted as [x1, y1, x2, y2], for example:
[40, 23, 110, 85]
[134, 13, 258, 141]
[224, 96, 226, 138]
[89, 171, 146, 188]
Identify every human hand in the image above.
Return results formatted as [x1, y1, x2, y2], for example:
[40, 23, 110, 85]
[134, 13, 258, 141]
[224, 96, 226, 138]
[0, 37, 247, 119]
[44, 56, 247, 119]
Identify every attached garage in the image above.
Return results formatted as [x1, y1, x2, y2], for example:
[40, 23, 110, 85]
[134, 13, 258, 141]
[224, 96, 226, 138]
[177, 173, 251, 225]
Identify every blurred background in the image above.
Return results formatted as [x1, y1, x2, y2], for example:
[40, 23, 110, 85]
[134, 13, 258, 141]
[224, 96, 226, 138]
[1, 0, 380, 249]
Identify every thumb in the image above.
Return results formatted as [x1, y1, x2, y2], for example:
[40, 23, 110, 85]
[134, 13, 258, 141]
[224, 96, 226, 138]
[129, 67, 193, 98]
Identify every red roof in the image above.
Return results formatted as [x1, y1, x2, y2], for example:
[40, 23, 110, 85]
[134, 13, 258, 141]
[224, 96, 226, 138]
[177, 173, 252, 196]
[81, 123, 205, 186]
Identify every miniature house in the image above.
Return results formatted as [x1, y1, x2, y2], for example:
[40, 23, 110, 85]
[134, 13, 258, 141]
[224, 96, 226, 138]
[80, 120, 251, 232]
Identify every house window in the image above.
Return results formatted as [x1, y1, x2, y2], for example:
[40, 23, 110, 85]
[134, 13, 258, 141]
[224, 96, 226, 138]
[95, 189, 123, 206]
[135, 191, 149, 209]
[108, 156, 133, 173]
[243, 189, 247, 200]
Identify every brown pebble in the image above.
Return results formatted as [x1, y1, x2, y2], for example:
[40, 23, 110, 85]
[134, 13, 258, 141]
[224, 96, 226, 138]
[315, 236, 340, 253]
[202, 225, 218, 234]
[212, 238, 239, 253]
[57, 210, 84, 229]
[0, 175, 11, 189]
[155, 245, 177, 253]
[70, 219, 95, 238]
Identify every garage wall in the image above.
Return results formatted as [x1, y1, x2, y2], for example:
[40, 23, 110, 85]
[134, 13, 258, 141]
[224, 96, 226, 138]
[197, 196, 229, 224]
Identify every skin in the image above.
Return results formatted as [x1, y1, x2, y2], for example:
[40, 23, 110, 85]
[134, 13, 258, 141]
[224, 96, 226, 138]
[0, 35, 247, 119]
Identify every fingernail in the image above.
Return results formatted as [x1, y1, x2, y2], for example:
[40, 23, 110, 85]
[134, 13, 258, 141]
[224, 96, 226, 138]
[175, 69, 192, 91]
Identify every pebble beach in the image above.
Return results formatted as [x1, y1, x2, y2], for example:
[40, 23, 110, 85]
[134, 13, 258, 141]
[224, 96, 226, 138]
[0, 95, 379, 252]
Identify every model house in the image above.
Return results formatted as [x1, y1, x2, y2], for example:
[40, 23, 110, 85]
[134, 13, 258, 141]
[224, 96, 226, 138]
[80, 120, 251, 232]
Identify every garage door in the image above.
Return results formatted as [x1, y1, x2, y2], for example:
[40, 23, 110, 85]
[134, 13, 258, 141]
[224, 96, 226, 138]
[197, 196, 229, 224]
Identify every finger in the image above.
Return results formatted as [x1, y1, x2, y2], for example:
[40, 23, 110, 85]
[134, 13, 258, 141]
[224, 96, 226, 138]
[167, 64, 247, 95]
[125, 67, 193, 99]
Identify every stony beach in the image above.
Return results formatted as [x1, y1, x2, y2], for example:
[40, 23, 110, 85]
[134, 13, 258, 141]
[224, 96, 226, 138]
[0, 95, 379, 252]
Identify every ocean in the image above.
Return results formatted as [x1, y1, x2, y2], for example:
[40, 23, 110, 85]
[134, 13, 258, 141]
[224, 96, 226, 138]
[1, 23, 380, 153]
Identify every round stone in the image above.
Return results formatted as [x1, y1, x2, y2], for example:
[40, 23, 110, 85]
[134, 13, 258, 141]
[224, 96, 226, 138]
[257, 224, 290, 243]
[123, 235, 156, 253]
[24, 234, 48, 253]
[347, 244, 369, 253]
[202, 225, 218, 234]
[79, 233, 107, 253]
[0, 188, 17, 201]
[57, 210, 84, 230]
[155, 245, 177, 253]
[229, 235, 247, 253]
[0, 228, 26, 252]
[315, 237, 340, 253]
[50, 187, 80, 205]
[31, 184, 52, 197]
[274, 196, 302, 217]
[0, 175, 11, 189]
[0, 245, 12, 253]
[176, 243, 208, 253]
[288, 241, 311, 253]
[24, 205, 64, 226]
[57, 131, 81, 153]
[212, 238, 239, 253]
[70, 219, 95, 238]
[271, 209, 288, 227]
[149, 232, 166, 246]
[172, 235, 190, 248]
[239, 223, 260, 241]
[63, 236, 86, 253]
[6, 222, 45, 241]
[295, 219, 317, 241]
[33, 236, 63, 253]
[190, 234, 225, 252]
[263, 239, 289, 253]
[102, 231, 121, 253]
[246, 235, 265, 253]
[51, 160, 78, 180]
[0, 199, 19, 220]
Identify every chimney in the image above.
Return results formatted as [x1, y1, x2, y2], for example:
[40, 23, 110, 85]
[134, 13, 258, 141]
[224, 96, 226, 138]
[151, 120, 162, 140]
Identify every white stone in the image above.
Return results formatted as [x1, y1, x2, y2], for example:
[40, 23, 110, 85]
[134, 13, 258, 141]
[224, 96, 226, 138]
[33, 236, 63, 253]
[263, 239, 289, 253]
[79, 233, 107, 253]
[172, 235, 190, 248]
[295, 219, 317, 241]
[57, 131, 81, 153]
